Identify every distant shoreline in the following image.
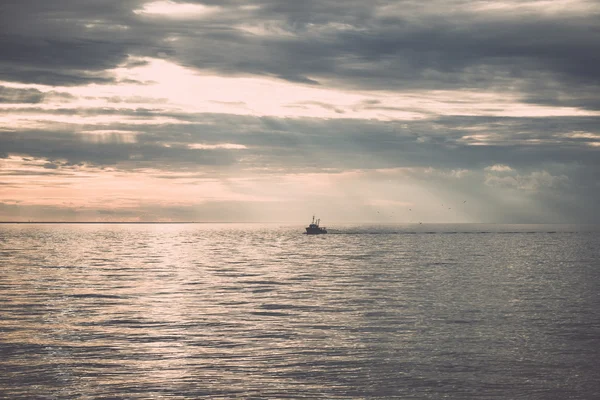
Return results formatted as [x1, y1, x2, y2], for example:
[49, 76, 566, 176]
[0, 221, 260, 224]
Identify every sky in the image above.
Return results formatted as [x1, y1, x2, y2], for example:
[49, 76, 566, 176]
[1, 0, 599, 223]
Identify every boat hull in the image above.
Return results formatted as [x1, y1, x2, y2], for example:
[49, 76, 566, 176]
[305, 228, 327, 234]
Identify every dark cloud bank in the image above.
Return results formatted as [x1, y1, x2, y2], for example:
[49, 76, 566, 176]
[1, 0, 599, 95]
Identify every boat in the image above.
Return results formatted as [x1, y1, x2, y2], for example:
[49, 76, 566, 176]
[305, 216, 327, 234]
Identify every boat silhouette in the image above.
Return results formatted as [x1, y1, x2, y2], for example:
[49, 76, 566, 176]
[305, 216, 327, 234]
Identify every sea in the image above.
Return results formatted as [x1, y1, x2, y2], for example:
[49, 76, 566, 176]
[1, 223, 599, 399]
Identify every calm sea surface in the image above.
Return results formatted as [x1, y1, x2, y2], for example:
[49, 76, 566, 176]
[1, 223, 599, 399]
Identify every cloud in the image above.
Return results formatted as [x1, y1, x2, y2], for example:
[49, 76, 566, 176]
[0, 0, 599, 222]
[188, 143, 247, 150]
[1, 112, 599, 168]
[0, 127, 242, 167]
[0, 1, 598, 98]
[0, 85, 78, 104]
[486, 164, 513, 172]
[134, 1, 220, 18]
[484, 169, 569, 191]
[0, 86, 45, 103]
[0, 35, 129, 86]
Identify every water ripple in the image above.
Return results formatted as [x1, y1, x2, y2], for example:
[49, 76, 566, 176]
[1, 223, 599, 398]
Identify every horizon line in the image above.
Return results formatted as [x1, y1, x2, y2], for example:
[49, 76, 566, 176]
[0, 221, 594, 225]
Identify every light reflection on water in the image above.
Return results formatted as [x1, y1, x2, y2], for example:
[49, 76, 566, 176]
[1, 223, 599, 398]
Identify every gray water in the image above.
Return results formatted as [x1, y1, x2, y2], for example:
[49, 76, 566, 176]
[1, 223, 599, 399]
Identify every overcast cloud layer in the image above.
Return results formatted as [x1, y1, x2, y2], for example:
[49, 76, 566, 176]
[1, 0, 599, 222]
